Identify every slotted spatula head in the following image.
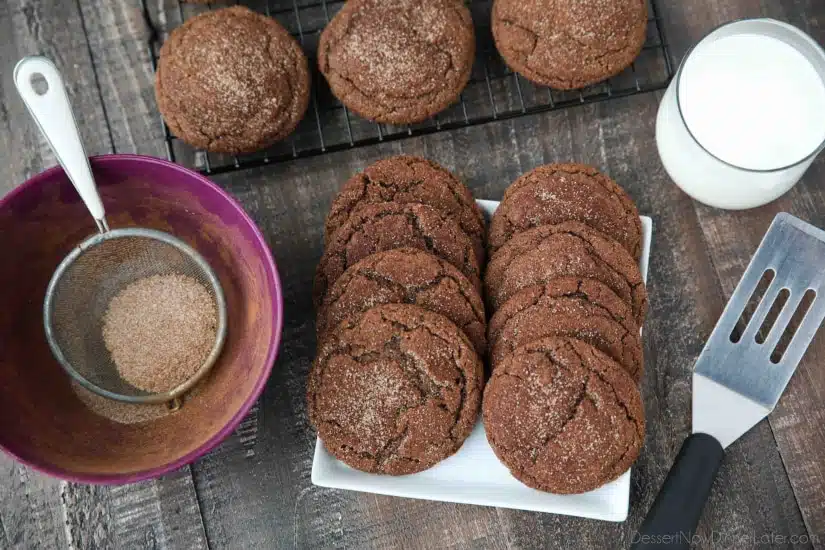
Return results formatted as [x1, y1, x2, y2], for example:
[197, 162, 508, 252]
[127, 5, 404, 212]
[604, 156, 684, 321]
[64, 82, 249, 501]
[693, 212, 825, 448]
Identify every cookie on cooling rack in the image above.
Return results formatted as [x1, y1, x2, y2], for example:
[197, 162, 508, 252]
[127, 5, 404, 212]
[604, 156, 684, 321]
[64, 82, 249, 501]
[156, 6, 310, 153]
[318, 0, 475, 124]
[491, 0, 648, 89]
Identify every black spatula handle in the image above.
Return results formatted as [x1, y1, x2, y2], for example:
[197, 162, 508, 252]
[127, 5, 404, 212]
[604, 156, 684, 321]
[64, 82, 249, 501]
[631, 433, 725, 550]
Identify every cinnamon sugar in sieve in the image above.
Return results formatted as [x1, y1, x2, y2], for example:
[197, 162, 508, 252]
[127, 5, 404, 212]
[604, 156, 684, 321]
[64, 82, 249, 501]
[102, 273, 218, 393]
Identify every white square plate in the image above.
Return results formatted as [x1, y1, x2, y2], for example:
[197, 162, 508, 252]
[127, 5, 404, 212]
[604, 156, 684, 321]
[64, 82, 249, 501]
[312, 199, 652, 522]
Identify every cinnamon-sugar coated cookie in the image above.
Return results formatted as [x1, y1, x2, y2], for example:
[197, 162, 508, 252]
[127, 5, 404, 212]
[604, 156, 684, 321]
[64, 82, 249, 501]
[156, 6, 310, 153]
[313, 202, 481, 308]
[324, 156, 485, 264]
[484, 222, 647, 323]
[488, 277, 643, 381]
[489, 163, 642, 258]
[308, 304, 483, 475]
[483, 337, 645, 494]
[317, 248, 486, 355]
[491, 0, 648, 89]
[318, 0, 475, 124]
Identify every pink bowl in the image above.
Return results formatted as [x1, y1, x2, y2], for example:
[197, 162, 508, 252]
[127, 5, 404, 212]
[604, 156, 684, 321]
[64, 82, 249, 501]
[0, 154, 283, 484]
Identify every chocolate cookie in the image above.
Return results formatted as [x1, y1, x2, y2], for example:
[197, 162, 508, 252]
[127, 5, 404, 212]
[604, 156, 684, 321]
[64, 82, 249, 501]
[485, 222, 647, 324]
[318, 248, 486, 355]
[317, 0, 475, 124]
[483, 337, 645, 494]
[489, 164, 642, 258]
[488, 278, 642, 381]
[491, 0, 648, 90]
[325, 156, 485, 264]
[156, 6, 310, 153]
[314, 203, 481, 308]
[308, 304, 484, 475]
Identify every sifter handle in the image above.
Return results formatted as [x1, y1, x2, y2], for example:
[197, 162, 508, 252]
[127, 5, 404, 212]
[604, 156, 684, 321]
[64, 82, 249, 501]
[13, 56, 107, 229]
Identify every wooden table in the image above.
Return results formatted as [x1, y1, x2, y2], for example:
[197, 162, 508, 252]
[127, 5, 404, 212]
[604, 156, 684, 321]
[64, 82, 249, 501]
[1, 1, 824, 548]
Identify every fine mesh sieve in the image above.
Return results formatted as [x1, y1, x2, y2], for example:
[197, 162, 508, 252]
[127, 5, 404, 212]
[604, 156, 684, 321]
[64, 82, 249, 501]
[44, 229, 227, 404]
[15, 56, 227, 405]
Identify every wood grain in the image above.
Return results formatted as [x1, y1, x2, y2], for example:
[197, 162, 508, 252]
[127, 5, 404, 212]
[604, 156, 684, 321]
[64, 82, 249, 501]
[1, 0, 824, 548]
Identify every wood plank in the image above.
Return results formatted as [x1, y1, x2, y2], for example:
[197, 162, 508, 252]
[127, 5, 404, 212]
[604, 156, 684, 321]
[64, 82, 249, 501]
[0, 0, 112, 193]
[662, 0, 825, 542]
[77, 0, 168, 158]
[0, 454, 68, 549]
[60, 468, 208, 549]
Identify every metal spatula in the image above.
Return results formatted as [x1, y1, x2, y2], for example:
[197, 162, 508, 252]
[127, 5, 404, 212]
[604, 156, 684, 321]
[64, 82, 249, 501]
[633, 213, 825, 549]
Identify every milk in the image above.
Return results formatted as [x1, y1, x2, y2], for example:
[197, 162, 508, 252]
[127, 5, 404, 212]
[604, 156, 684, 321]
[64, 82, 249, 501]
[656, 19, 825, 209]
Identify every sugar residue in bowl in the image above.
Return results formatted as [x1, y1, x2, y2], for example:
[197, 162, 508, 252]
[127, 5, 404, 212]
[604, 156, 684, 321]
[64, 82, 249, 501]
[72, 381, 203, 424]
[102, 273, 218, 393]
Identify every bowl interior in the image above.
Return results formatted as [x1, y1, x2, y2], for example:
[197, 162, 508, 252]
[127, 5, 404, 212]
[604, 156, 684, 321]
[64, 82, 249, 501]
[0, 156, 280, 482]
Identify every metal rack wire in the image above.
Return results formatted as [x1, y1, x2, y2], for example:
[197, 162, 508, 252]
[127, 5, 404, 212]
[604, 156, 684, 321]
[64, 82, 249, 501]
[142, 0, 674, 175]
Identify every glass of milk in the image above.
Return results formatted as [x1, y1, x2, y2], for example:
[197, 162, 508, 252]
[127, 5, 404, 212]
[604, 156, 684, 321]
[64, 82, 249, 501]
[656, 19, 825, 209]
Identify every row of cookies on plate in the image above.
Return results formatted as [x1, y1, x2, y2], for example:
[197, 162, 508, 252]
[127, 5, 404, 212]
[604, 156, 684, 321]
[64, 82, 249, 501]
[308, 156, 488, 474]
[157, 0, 649, 152]
[482, 163, 649, 494]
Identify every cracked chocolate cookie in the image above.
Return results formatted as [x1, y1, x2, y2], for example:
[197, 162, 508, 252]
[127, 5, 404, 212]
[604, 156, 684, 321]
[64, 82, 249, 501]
[491, 0, 648, 90]
[483, 336, 645, 494]
[488, 278, 642, 381]
[156, 6, 310, 153]
[318, 248, 486, 355]
[308, 304, 484, 475]
[489, 164, 642, 258]
[484, 222, 647, 323]
[314, 202, 481, 308]
[324, 156, 485, 264]
[317, 0, 475, 124]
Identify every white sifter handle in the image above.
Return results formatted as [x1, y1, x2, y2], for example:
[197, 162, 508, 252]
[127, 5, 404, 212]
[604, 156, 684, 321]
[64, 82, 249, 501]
[13, 56, 107, 229]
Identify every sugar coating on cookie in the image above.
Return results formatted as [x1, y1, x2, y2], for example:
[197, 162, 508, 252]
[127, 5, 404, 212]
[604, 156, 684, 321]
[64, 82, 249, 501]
[491, 0, 648, 89]
[489, 163, 642, 258]
[156, 6, 310, 153]
[484, 222, 647, 323]
[318, 0, 475, 124]
[308, 304, 484, 475]
[483, 336, 645, 494]
[314, 202, 481, 308]
[318, 248, 487, 355]
[488, 277, 643, 381]
[324, 155, 485, 264]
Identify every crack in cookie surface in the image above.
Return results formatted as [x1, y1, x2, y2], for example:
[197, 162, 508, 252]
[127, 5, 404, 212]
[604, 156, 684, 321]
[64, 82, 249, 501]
[488, 278, 643, 380]
[308, 304, 482, 475]
[482, 337, 644, 493]
[318, 248, 486, 354]
[314, 203, 481, 308]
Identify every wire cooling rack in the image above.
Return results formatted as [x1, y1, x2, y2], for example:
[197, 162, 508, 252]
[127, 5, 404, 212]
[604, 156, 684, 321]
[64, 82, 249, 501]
[142, 0, 674, 175]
